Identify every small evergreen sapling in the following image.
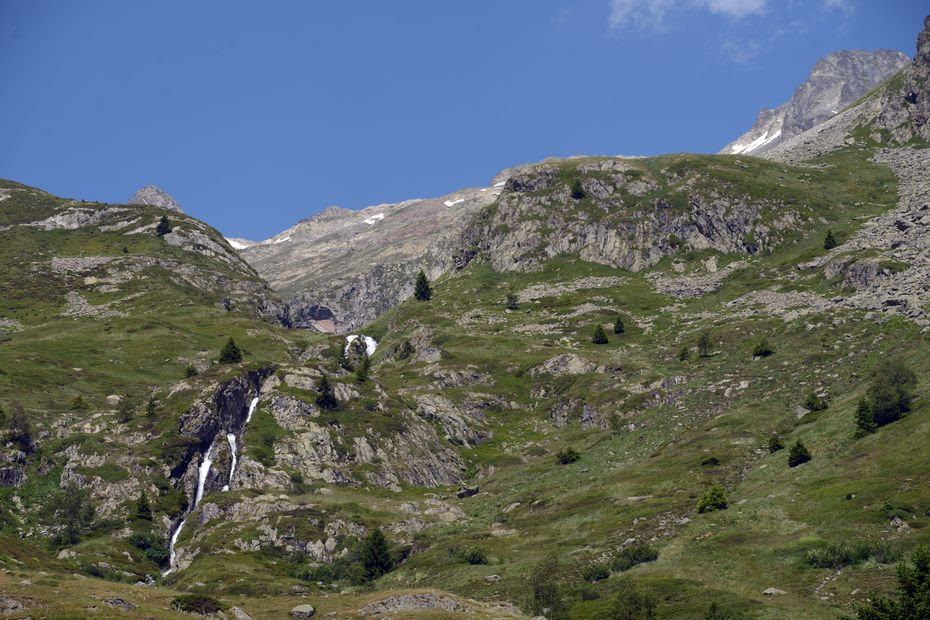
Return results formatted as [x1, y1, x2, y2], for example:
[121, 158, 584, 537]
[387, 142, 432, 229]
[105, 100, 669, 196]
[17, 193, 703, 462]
[698, 332, 712, 358]
[823, 230, 838, 250]
[697, 485, 728, 513]
[505, 291, 519, 310]
[316, 374, 338, 410]
[135, 491, 153, 521]
[768, 434, 784, 453]
[359, 527, 394, 581]
[355, 353, 371, 383]
[219, 338, 243, 363]
[155, 215, 172, 237]
[592, 325, 609, 345]
[614, 316, 625, 334]
[855, 398, 877, 436]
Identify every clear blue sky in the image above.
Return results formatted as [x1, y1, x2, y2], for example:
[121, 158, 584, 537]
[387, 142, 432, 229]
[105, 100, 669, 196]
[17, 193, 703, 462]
[1, 1, 925, 240]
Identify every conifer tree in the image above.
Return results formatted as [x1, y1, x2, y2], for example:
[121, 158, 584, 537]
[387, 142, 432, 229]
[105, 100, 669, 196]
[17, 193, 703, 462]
[155, 215, 172, 237]
[135, 491, 152, 521]
[355, 352, 371, 383]
[614, 316, 625, 334]
[592, 325, 609, 345]
[219, 338, 243, 363]
[855, 398, 877, 436]
[359, 527, 394, 581]
[698, 332, 712, 358]
[788, 440, 811, 467]
[316, 374, 338, 410]
[823, 230, 838, 250]
[413, 270, 432, 301]
[505, 291, 519, 310]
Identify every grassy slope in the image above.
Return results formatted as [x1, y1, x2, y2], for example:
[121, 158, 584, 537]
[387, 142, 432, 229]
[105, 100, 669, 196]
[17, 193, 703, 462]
[0, 146, 927, 618]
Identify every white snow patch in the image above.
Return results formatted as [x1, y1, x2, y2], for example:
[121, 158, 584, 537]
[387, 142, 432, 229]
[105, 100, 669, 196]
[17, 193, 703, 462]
[729, 129, 782, 155]
[225, 237, 253, 250]
[444, 198, 465, 207]
[493, 182, 506, 188]
[363, 213, 386, 225]
[273, 236, 292, 244]
[831, 109, 838, 115]
[345, 334, 378, 357]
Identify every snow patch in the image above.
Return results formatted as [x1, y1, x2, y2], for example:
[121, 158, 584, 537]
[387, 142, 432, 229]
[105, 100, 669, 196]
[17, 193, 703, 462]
[273, 236, 292, 244]
[364, 213, 386, 225]
[729, 129, 782, 155]
[225, 237, 253, 250]
[345, 334, 378, 357]
[493, 182, 506, 188]
[444, 198, 465, 207]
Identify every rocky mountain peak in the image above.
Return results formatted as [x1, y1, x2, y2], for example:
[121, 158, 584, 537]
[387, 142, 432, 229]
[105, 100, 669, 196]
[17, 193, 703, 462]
[128, 184, 183, 212]
[919, 15, 930, 62]
[721, 49, 909, 155]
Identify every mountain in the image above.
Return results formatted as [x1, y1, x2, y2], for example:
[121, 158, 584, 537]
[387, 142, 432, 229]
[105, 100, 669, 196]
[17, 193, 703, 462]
[240, 185, 502, 332]
[721, 49, 908, 155]
[128, 184, 184, 212]
[1, 14, 930, 620]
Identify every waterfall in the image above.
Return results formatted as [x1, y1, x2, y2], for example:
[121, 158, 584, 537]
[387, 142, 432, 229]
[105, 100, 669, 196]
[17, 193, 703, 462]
[165, 394, 260, 574]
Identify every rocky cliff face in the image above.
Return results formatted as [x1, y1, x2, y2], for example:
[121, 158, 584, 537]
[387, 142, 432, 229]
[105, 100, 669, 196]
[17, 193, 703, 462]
[128, 185, 183, 212]
[240, 187, 501, 332]
[721, 49, 908, 155]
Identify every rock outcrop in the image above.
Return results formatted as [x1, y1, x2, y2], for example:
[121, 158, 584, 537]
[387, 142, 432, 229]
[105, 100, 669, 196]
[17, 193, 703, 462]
[128, 185, 183, 212]
[722, 49, 908, 155]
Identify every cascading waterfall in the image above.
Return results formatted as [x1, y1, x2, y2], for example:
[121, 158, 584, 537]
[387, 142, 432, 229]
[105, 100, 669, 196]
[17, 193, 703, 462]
[222, 396, 258, 492]
[165, 394, 260, 574]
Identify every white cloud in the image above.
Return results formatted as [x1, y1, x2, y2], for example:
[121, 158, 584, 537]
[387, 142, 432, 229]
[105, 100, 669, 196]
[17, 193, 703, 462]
[609, 0, 767, 30]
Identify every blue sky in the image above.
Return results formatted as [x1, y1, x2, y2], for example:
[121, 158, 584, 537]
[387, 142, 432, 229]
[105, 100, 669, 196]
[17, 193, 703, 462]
[0, 1, 925, 239]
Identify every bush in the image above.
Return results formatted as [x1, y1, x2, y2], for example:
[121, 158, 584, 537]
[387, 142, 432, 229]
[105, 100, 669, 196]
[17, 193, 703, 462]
[698, 333, 712, 358]
[823, 229, 838, 250]
[128, 531, 169, 566]
[803, 392, 829, 412]
[583, 562, 610, 582]
[397, 340, 415, 360]
[46, 483, 96, 545]
[788, 440, 811, 467]
[116, 398, 133, 423]
[570, 179, 586, 200]
[867, 359, 917, 427]
[185, 364, 198, 378]
[701, 456, 721, 467]
[529, 555, 567, 619]
[414, 270, 433, 301]
[315, 375, 338, 410]
[856, 546, 930, 619]
[767, 435, 784, 453]
[607, 585, 657, 619]
[450, 545, 488, 565]
[355, 353, 371, 383]
[752, 339, 774, 357]
[611, 542, 659, 572]
[7, 402, 34, 453]
[614, 316, 625, 334]
[592, 325, 609, 345]
[556, 447, 580, 465]
[806, 541, 902, 570]
[155, 215, 172, 237]
[70, 395, 88, 411]
[505, 291, 519, 310]
[172, 595, 221, 615]
[219, 338, 243, 364]
[678, 347, 691, 362]
[697, 485, 728, 513]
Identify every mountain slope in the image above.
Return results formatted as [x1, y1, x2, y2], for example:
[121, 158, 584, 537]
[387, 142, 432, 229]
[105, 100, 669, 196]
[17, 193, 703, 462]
[240, 185, 501, 332]
[721, 49, 908, 156]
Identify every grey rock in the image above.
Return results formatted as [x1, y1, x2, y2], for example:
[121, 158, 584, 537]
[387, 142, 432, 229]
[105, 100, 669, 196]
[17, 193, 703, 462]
[229, 606, 253, 620]
[128, 185, 183, 212]
[289, 603, 316, 617]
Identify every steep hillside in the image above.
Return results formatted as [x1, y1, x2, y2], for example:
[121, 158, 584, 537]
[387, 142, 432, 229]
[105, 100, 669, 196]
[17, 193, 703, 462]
[240, 186, 500, 333]
[722, 49, 907, 155]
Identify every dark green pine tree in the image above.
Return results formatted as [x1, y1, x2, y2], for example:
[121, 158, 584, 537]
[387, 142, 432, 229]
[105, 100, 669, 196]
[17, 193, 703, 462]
[613, 316, 625, 334]
[355, 353, 371, 383]
[155, 215, 172, 237]
[505, 291, 519, 310]
[413, 270, 432, 301]
[359, 527, 394, 581]
[698, 332, 712, 358]
[592, 325, 609, 345]
[855, 398, 877, 436]
[145, 395, 158, 420]
[823, 229, 838, 250]
[135, 491, 153, 521]
[316, 374, 338, 410]
[219, 338, 243, 363]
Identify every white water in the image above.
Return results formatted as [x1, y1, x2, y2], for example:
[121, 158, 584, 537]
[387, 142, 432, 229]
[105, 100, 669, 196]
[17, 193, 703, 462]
[344, 334, 378, 357]
[165, 395, 260, 573]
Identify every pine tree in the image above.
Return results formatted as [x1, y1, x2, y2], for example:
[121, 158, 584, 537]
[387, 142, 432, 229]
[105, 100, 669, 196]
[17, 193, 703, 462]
[570, 179, 586, 200]
[505, 291, 519, 310]
[856, 546, 930, 619]
[7, 402, 34, 454]
[155, 215, 172, 237]
[219, 338, 242, 363]
[614, 316, 625, 335]
[788, 440, 811, 467]
[413, 270, 432, 301]
[116, 398, 133, 424]
[135, 491, 152, 521]
[316, 374, 338, 410]
[768, 434, 784, 453]
[698, 332, 712, 358]
[823, 230, 838, 250]
[359, 527, 394, 581]
[145, 395, 158, 420]
[592, 325, 609, 345]
[355, 353, 371, 383]
[855, 397, 877, 436]
[678, 347, 691, 362]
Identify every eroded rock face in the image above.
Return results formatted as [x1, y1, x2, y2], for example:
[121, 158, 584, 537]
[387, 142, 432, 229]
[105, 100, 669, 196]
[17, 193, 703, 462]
[872, 16, 930, 143]
[128, 185, 183, 212]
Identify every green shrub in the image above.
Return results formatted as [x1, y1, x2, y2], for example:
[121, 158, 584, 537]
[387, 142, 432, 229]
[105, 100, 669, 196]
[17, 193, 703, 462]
[355, 353, 371, 383]
[592, 325, 609, 345]
[611, 542, 659, 572]
[768, 435, 784, 453]
[529, 555, 567, 619]
[700, 456, 721, 466]
[505, 291, 519, 310]
[697, 485, 728, 513]
[70, 395, 88, 411]
[678, 347, 691, 362]
[867, 359, 917, 427]
[172, 595, 221, 615]
[46, 483, 96, 545]
[806, 541, 902, 569]
[450, 545, 488, 565]
[397, 340, 415, 360]
[607, 585, 657, 619]
[134, 491, 152, 521]
[155, 215, 172, 237]
[582, 562, 610, 582]
[856, 546, 930, 619]
[219, 338, 242, 364]
[788, 440, 811, 467]
[185, 364, 198, 378]
[803, 392, 829, 412]
[6, 402, 34, 453]
[571, 179, 586, 200]
[752, 339, 774, 357]
[698, 333, 712, 358]
[556, 447, 580, 465]
[128, 531, 169, 566]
